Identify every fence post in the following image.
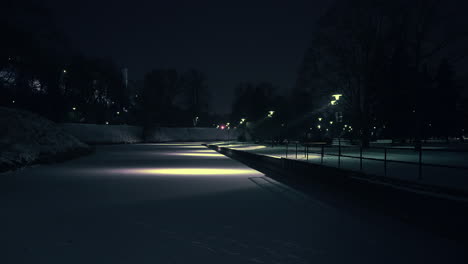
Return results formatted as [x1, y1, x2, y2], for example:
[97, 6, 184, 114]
[338, 139, 341, 168]
[360, 146, 363, 171]
[304, 145, 306, 158]
[285, 143, 288, 158]
[306, 146, 309, 161]
[418, 147, 422, 180]
[295, 143, 298, 159]
[384, 148, 387, 177]
[321, 145, 324, 164]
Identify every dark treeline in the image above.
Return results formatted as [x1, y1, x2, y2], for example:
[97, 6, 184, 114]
[231, 0, 468, 146]
[3, 0, 468, 141]
[1, 0, 214, 127]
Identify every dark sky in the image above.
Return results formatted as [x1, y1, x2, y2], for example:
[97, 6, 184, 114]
[43, 0, 332, 114]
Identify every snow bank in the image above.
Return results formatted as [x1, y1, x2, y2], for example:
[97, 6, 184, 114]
[60, 123, 144, 144]
[0, 107, 91, 172]
[145, 127, 239, 142]
[59, 124, 239, 144]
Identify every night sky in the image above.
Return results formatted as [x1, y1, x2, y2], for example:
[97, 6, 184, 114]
[43, 0, 332, 113]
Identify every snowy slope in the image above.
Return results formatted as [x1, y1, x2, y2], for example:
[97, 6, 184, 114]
[0, 107, 91, 172]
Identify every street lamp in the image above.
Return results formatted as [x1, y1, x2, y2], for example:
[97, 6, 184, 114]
[332, 94, 342, 100]
[330, 94, 343, 106]
[267, 111, 275, 118]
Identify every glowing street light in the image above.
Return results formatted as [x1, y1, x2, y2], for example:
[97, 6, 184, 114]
[72, 107, 76, 111]
[267, 111, 275, 118]
[330, 94, 343, 105]
[116, 111, 120, 115]
[317, 125, 321, 129]
[332, 94, 342, 100]
[318, 117, 323, 121]
[329, 121, 334, 125]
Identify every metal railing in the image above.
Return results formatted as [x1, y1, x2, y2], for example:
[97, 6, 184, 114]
[280, 142, 468, 181]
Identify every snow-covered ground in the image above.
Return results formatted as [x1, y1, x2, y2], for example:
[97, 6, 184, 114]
[0, 107, 90, 172]
[1, 143, 466, 263]
[211, 142, 468, 192]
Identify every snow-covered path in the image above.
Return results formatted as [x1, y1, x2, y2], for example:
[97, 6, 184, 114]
[1, 143, 466, 263]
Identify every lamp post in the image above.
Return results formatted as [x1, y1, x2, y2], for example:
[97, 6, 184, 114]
[330, 94, 344, 148]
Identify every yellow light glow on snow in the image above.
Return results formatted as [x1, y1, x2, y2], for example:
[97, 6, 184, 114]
[173, 153, 225, 157]
[154, 143, 202, 146]
[232, 145, 267, 150]
[127, 168, 260, 175]
[192, 149, 218, 153]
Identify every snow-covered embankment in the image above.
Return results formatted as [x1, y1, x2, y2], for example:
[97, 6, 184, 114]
[60, 123, 143, 144]
[0, 107, 91, 172]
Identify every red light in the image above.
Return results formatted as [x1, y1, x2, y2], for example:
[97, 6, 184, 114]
[220, 125, 225, 130]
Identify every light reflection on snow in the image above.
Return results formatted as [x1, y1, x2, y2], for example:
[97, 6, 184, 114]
[231, 145, 267, 150]
[152, 143, 203, 146]
[191, 149, 218, 153]
[117, 168, 262, 176]
[171, 153, 225, 157]
[150, 145, 207, 149]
